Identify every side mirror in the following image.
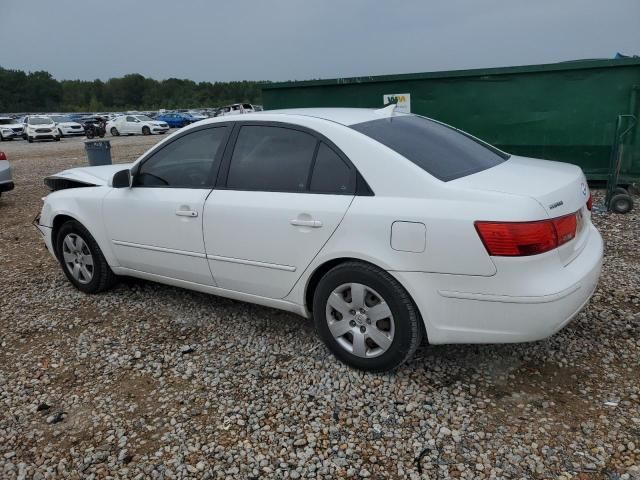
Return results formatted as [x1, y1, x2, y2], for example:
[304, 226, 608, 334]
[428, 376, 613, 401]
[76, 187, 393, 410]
[112, 169, 131, 188]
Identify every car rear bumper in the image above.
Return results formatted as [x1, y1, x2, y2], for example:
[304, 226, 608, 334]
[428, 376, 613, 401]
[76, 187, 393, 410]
[0, 181, 15, 192]
[392, 224, 603, 344]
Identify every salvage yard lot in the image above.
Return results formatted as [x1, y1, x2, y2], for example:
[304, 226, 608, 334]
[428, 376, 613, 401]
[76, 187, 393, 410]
[0, 136, 638, 479]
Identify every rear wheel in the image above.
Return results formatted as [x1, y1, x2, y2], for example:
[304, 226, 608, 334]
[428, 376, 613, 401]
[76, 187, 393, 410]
[313, 261, 423, 372]
[142, 126, 151, 135]
[110, 127, 119, 136]
[55, 220, 117, 293]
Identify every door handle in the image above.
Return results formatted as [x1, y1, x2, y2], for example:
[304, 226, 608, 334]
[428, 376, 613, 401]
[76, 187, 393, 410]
[176, 209, 198, 217]
[290, 219, 322, 228]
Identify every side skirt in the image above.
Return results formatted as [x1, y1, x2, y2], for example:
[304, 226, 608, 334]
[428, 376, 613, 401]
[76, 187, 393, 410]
[111, 266, 308, 318]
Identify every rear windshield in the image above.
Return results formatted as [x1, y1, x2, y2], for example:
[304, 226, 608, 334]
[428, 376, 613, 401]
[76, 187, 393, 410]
[351, 115, 509, 181]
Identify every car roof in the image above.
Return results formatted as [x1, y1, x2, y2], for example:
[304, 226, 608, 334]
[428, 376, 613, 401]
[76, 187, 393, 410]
[259, 108, 409, 126]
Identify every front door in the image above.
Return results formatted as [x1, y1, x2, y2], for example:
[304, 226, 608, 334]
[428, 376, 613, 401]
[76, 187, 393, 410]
[203, 124, 355, 298]
[103, 125, 231, 285]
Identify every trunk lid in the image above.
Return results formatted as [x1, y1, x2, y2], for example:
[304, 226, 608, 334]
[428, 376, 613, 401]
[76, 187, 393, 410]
[452, 155, 591, 264]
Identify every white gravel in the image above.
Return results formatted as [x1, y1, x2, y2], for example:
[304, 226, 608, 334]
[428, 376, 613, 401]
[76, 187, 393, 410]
[0, 136, 638, 479]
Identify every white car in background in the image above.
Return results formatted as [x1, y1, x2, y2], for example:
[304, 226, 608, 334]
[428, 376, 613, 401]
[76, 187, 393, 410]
[0, 151, 14, 197]
[107, 115, 169, 136]
[215, 103, 255, 116]
[0, 117, 24, 141]
[49, 115, 85, 138]
[36, 108, 602, 372]
[24, 115, 59, 142]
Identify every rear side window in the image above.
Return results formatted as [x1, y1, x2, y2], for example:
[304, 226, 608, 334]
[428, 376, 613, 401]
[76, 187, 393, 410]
[310, 143, 352, 194]
[227, 126, 317, 192]
[351, 115, 508, 181]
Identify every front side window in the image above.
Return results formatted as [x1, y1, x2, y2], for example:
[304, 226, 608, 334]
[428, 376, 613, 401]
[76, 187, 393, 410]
[135, 127, 229, 188]
[351, 115, 509, 181]
[226, 125, 317, 192]
[126, 116, 136, 122]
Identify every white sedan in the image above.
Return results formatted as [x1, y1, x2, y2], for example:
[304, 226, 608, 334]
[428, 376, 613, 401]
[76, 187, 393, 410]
[35, 108, 603, 371]
[107, 115, 169, 136]
[49, 115, 86, 138]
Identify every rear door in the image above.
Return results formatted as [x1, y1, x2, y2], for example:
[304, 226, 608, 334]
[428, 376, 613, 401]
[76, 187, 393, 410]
[203, 122, 355, 298]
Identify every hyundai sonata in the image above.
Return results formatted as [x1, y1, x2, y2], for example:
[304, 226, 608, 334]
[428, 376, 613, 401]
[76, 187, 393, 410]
[35, 107, 603, 371]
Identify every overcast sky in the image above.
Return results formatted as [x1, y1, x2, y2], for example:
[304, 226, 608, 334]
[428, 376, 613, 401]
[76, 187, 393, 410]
[1, 0, 639, 82]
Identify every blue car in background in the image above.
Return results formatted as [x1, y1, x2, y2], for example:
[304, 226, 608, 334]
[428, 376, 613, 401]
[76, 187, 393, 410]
[154, 112, 198, 128]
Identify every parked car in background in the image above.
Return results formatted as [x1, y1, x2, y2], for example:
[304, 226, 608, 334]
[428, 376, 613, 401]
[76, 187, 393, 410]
[49, 115, 85, 138]
[69, 113, 91, 123]
[187, 110, 208, 121]
[107, 115, 169, 136]
[36, 108, 602, 372]
[24, 115, 59, 142]
[155, 112, 197, 128]
[0, 116, 24, 141]
[214, 103, 255, 116]
[0, 151, 14, 197]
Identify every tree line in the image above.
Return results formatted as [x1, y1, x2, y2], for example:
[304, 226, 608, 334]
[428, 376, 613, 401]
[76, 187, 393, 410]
[0, 67, 268, 113]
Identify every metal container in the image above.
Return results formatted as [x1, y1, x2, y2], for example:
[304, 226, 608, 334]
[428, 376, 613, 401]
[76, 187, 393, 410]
[263, 59, 640, 184]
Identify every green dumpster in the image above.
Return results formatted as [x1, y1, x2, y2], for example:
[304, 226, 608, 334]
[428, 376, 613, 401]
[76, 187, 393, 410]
[263, 58, 640, 185]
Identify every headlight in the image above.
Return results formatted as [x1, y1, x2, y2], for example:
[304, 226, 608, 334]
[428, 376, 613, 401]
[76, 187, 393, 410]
[1, 128, 10, 133]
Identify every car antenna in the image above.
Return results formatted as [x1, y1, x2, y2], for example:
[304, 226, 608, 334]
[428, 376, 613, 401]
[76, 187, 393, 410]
[375, 103, 397, 117]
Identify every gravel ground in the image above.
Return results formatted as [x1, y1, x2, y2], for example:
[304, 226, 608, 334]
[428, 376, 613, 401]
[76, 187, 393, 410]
[0, 135, 638, 479]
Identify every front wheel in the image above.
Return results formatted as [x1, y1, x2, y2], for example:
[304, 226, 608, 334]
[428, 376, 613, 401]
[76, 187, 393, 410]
[58, 129, 65, 138]
[55, 220, 117, 293]
[142, 126, 151, 135]
[313, 261, 423, 372]
[86, 130, 94, 139]
[28, 136, 33, 143]
[54, 136, 60, 142]
[110, 127, 119, 136]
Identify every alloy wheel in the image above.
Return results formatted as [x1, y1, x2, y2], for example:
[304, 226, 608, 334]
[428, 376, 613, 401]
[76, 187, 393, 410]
[61, 233, 94, 284]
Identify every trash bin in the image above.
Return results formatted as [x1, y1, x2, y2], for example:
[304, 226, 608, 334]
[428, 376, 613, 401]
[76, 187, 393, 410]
[84, 140, 112, 166]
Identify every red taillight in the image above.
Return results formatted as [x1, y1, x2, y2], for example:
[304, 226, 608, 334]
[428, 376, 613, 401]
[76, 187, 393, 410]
[0, 151, 6, 161]
[586, 191, 592, 211]
[475, 211, 578, 257]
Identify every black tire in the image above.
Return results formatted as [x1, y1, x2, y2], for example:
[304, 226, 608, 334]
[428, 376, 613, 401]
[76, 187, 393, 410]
[0, 134, 5, 142]
[54, 136, 60, 142]
[28, 136, 33, 143]
[313, 261, 423, 372]
[609, 193, 634, 214]
[55, 220, 117, 293]
[142, 126, 151, 135]
[110, 127, 119, 136]
[58, 129, 65, 138]
[86, 130, 94, 139]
